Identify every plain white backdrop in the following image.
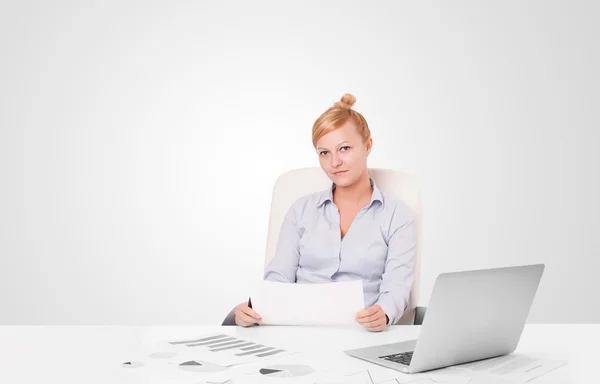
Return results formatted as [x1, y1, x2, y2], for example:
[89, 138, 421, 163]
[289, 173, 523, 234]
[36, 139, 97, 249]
[1, 0, 598, 325]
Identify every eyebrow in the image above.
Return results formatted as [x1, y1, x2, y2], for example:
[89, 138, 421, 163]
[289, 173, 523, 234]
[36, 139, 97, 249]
[316, 141, 350, 151]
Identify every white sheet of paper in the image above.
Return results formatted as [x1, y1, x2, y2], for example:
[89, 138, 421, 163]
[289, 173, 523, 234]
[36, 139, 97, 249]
[216, 351, 370, 384]
[363, 364, 471, 384]
[250, 280, 365, 326]
[449, 353, 567, 383]
[123, 332, 296, 376]
[379, 380, 435, 384]
[316, 370, 375, 384]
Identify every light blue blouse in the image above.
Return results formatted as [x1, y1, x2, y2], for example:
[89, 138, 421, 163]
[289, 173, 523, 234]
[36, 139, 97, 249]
[263, 178, 417, 325]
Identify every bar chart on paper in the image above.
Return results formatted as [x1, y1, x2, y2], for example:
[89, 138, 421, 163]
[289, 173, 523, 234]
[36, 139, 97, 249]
[166, 333, 293, 366]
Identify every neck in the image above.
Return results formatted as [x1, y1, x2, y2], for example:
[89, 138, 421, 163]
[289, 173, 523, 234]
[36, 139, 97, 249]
[333, 170, 372, 206]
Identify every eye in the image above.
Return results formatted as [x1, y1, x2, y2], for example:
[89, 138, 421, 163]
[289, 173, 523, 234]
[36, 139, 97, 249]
[340, 146, 351, 151]
[319, 150, 329, 156]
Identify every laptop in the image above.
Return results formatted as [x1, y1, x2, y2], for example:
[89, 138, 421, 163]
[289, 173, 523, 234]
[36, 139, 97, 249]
[344, 264, 545, 373]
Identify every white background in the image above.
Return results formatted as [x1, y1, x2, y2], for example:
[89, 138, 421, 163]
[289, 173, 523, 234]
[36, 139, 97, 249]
[1, 0, 598, 325]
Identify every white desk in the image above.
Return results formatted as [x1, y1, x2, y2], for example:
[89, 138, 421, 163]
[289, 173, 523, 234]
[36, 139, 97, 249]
[0, 324, 596, 384]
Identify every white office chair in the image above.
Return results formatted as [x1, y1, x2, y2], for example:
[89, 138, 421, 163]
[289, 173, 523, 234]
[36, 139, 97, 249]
[223, 167, 425, 326]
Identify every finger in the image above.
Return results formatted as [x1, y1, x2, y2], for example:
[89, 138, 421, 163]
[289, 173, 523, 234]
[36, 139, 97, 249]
[356, 311, 383, 324]
[241, 313, 260, 324]
[359, 313, 386, 327]
[235, 313, 251, 327]
[235, 317, 251, 327]
[242, 307, 261, 320]
[359, 317, 385, 327]
[236, 304, 260, 321]
[356, 307, 378, 318]
[367, 324, 386, 332]
[238, 312, 260, 325]
[358, 319, 385, 332]
[363, 318, 386, 330]
[356, 307, 383, 322]
[234, 313, 245, 327]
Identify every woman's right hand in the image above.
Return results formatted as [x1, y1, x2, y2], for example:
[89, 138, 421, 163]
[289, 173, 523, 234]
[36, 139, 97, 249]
[234, 302, 262, 327]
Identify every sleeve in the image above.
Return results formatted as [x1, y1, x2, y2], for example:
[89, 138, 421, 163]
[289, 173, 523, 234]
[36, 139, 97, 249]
[263, 205, 301, 283]
[376, 208, 418, 325]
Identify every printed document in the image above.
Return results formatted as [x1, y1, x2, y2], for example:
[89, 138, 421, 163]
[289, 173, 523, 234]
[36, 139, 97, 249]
[249, 280, 365, 326]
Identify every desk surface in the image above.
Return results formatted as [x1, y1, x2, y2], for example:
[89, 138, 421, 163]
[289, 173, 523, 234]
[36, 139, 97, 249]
[0, 324, 596, 384]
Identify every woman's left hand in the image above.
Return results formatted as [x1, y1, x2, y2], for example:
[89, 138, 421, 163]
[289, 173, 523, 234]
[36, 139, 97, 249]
[356, 305, 388, 332]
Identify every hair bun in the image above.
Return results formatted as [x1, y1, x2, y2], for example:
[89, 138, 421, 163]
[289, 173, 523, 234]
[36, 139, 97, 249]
[335, 93, 356, 109]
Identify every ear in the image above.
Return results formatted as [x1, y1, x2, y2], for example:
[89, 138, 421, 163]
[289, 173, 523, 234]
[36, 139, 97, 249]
[366, 137, 373, 156]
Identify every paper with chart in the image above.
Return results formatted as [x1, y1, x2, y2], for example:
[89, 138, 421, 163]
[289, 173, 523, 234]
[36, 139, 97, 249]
[163, 332, 295, 367]
[449, 353, 566, 383]
[119, 331, 297, 383]
[250, 280, 365, 326]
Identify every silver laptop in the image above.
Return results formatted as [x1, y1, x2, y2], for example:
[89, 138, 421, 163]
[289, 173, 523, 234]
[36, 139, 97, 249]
[344, 264, 545, 373]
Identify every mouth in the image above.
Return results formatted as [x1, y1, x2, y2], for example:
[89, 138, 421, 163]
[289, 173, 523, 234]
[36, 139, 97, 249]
[333, 170, 348, 176]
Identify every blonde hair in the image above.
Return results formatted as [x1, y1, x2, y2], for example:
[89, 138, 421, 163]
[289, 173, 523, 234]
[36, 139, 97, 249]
[312, 93, 371, 148]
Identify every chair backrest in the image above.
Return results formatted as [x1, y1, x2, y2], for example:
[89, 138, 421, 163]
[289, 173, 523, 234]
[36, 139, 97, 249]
[263, 167, 423, 325]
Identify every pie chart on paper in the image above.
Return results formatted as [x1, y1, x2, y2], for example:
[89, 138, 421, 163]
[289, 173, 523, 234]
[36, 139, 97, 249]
[259, 364, 314, 377]
[178, 360, 226, 373]
[121, 361, 144, 368]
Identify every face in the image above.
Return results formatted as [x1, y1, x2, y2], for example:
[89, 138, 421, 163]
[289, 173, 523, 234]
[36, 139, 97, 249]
[315, 121, 372, 187]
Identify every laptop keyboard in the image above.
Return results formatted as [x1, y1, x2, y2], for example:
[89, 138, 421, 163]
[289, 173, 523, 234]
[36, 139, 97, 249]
[378, 351, 414, 366]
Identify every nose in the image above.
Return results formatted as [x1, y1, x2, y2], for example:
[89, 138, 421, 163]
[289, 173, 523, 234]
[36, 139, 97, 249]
[330, 153, 343, 168]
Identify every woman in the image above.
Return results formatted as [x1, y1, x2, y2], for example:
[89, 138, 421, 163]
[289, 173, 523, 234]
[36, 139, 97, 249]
[235, 94, 418, 332]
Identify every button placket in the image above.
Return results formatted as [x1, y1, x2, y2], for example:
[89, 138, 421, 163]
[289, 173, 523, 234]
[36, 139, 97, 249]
[333, 203, 342, 272]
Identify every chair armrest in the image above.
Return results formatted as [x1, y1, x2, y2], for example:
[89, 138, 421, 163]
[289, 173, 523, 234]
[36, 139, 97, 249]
[221, 306, 237, 326]
[414, 306, 427, 325]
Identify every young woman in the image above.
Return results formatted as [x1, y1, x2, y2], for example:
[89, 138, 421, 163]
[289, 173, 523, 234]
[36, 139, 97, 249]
[235, 94, 417, 332]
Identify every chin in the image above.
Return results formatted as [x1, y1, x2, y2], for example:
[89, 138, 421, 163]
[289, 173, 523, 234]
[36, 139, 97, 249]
[331, 175, 355, 187]
[338, 182, 354, 188]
